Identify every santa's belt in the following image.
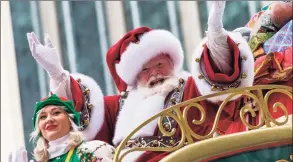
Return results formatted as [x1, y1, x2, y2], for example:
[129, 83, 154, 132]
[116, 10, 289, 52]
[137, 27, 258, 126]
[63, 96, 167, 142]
[124, 136, 180, 148]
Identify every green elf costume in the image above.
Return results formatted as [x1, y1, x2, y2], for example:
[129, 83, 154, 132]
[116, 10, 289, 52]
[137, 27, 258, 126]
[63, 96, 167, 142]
[31, 94, 115, 162]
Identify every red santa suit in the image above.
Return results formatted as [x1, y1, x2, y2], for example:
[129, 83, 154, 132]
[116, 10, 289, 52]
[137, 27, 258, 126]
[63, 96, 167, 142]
[47, 25, 255, 162]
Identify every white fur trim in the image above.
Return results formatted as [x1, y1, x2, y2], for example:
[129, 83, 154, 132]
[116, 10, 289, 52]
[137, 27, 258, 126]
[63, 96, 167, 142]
[116, 29, 184, 86]
[113, 90, 166, 146]
[71, 73, 105, 141]
[191, 32, 254, 103]
[121, 149, 145, 162]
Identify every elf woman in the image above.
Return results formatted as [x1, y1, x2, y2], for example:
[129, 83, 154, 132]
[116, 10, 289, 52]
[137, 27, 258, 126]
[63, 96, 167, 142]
[10, 94, 115, 162]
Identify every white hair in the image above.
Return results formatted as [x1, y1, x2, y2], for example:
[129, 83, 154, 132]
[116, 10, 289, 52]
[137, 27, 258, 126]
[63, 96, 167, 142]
[30, 106, 82, 161]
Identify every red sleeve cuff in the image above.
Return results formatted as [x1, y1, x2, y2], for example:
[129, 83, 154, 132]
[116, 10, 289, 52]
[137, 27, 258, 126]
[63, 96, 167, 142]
[70, 76, 84, 112]
[203, 36, 241, 84]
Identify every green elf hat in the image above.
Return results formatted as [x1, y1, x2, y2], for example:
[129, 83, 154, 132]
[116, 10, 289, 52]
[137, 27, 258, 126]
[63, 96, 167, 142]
[32, 94, 80, 130]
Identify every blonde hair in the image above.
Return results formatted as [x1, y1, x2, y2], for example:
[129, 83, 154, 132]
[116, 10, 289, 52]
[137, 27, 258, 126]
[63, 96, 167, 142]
[30, 106, 82, 161]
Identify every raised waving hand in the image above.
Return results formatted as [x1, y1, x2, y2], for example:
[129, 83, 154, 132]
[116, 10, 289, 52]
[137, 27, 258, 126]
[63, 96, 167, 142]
[206, 1, 233, 74]
[208, 1, 226, 32]
[27, 32, 64, 81]
[9, 147, 34, 162]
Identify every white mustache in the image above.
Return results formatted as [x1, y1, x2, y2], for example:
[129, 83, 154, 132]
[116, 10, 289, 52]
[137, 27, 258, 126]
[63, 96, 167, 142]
[137, 75, 179, 99]
[147, 74, 170, 87]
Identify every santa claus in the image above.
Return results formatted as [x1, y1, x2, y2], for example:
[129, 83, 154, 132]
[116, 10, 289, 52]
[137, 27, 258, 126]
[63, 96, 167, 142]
[26, 1, 256, 161]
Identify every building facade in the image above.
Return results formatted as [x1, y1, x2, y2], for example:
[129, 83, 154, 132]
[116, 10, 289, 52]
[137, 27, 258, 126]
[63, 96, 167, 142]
[1, 1, 272, 161]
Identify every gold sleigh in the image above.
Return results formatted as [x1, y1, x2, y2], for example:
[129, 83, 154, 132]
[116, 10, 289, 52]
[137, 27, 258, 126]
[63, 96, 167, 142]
[113, 85, 292, 162]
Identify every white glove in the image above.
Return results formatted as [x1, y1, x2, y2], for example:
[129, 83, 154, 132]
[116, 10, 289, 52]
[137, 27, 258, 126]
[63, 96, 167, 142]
[26, 32, 64, 81]
[206, 1, 232, 74]
[208, 1, 226, 32]
[9, 147, 34, 162]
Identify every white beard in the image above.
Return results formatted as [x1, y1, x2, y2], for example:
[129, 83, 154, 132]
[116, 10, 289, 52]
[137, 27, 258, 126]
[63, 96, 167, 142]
[137, 76, 179, 99]
[112, 75, 179, 146]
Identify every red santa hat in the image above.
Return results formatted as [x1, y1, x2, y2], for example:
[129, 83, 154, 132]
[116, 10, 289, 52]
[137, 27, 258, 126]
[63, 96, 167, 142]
[106, 26, 184, 92]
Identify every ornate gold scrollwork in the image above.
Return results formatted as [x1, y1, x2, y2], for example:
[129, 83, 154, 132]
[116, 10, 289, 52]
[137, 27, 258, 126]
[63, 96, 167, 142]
[113, 85, 292, 162]
[263, 89, 292, 127]
[115, 109, 187, 162]
[182, 103, 207, 141]
[158, 110, 177, 137]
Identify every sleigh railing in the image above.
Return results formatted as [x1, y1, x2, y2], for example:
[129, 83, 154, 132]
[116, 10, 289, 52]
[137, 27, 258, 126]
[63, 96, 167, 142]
[161, 125, 292, 162]
[113, 85, 292, 162]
